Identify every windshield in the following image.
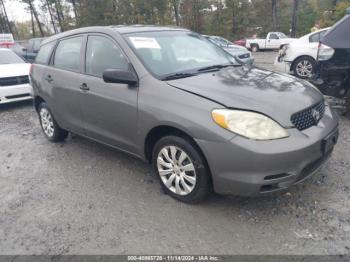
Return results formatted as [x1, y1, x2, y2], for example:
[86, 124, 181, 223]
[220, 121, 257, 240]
[277, 32, 288, 39]
[0, 50, 25, 64]
[125, 31, 238, 78]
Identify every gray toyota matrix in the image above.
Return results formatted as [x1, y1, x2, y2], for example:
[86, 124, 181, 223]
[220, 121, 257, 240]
[30, 26, 339, 203]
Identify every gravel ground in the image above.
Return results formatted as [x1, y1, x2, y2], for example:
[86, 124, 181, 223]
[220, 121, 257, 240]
[0, 52, 349, 255]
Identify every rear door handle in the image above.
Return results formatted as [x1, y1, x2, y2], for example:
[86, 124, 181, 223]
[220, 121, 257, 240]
[80, 83, 90, 91]
[45, 75, 53, 83]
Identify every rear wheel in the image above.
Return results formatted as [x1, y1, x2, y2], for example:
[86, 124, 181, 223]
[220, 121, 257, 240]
[346, 89, 350, 117]
[251, 45, 259, 52]
[152, 136, 211, 204]
[293, 56, 316, 79]
[38, 102, 68, 142]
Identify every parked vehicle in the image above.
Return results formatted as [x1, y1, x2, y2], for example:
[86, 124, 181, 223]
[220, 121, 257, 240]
[233, 38, 246, 47]
[203, 35, 254, 64]
[246, 32, 296, 52]
[31, 26, 338, 203]
[274, 28, 330, 79]
[314, 7, 350, 116]
[0, 33, 15, 48]
[21, 38, 46, 63]
[0, 48, 32, 104]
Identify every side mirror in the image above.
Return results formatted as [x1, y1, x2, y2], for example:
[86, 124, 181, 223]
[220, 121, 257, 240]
[102, 69, 138, 86]
[22, 48, 27, 52]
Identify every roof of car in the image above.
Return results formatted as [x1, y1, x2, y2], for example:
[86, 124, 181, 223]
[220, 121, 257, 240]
[111, 25, 188, 34]
[41, 25, 189, 45]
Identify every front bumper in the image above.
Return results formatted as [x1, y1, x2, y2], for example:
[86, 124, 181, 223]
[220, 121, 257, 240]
[0, 84, 32, 104]
[273, 56, 292, 74]
[196, 105, 339, 196]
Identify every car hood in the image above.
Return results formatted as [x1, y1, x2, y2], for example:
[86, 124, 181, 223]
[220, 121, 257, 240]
[166, 67, 323, 127]
[0, 63, 30, 78]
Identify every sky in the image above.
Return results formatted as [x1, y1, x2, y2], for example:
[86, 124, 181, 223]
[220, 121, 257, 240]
[4, 0, 32, 22]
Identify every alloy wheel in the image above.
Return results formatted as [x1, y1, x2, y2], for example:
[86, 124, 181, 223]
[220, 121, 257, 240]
[40, 108, 55, 138]
[296, 60, 313, 78]
[157, 146, 196, 196]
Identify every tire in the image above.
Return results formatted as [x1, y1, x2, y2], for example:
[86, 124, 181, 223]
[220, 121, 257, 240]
[251, 45, 259, 52]
[152, 135, 211, 204]
[38, 102, 68, 142]
[346, 89, 350, 117]
[293, 56, 316, 79]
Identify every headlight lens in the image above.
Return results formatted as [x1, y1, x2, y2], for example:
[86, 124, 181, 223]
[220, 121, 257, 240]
[212, 109, 289, 140]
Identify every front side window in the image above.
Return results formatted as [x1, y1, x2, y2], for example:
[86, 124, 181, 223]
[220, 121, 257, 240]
[269, 34, 279, 40]
[85, 35, 128, 77]
[54, 36, 83, 71]
[35, 41, 55, 64]
[125, 31, 238, 78]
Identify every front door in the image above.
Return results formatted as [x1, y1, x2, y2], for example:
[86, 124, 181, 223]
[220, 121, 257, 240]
[79, 35, 139, 154]
[266, 33, 280, 49]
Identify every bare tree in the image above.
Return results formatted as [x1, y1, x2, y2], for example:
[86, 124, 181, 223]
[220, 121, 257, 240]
[45, 0, 57, 33]
[0, 0, 13, 34]
[271, 0, 277, 31]
[172, 0, 180, 26]
[53, 0, 64, 31]
[30, 9, 35, 37]
[291, 0, 299, 37]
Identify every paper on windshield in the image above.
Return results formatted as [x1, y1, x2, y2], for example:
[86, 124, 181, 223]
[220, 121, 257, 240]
[129, 37, 161, 49]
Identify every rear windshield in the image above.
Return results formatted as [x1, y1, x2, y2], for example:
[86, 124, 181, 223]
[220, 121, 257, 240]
[0, 50, 25, 64]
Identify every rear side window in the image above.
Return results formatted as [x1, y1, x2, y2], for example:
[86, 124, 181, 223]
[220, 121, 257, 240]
[54, 37, 83, 71]
[35, 41, 55, 65]
[85, 35, 128, 77]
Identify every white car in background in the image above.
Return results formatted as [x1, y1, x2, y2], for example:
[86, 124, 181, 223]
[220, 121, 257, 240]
[0, 48, 32, 104]
[274, 28, 330, 79]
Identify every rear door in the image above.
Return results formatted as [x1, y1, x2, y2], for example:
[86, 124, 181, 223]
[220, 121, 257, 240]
[46, 35, 86, 133]
[78, 34, 139, 154]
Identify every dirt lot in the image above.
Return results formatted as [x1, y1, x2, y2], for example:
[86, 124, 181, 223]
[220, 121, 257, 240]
[0, 52, 349, 255]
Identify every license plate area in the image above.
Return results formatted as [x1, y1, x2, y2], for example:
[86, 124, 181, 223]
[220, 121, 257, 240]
[322, 129, 339, 154]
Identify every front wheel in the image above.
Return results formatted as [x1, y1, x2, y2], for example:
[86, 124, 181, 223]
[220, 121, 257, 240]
[293, 57, 315, 79]
[38, 102, 68, 142]
[152, 136, 211, 204]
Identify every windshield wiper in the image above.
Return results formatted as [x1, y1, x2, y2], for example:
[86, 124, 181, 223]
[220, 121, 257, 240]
[162, 72, 196, 81]
[197, 64, 237, 72]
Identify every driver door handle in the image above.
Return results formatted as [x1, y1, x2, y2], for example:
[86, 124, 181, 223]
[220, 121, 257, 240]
[80, 83, 90, 91]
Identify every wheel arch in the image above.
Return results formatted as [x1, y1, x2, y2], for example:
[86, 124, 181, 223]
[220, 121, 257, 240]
[34, 96, 45, 112]
[144, 124, 213, 187]
[291, 55, 316, 72]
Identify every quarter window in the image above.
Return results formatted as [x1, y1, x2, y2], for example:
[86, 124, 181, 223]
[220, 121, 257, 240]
[35, 41, 55, 65]
[54, 37, 83, 71]
[85, 36, 128, 77]
[309, 33, 320, 43]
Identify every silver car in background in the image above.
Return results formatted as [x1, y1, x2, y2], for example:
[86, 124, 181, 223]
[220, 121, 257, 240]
[203, 35, 254, 65]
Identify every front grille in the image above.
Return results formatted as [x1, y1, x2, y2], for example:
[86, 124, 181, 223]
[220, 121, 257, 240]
[238, 53, 250, 59]
[0, 75, 29, 86]
[291, 100, 326, 131]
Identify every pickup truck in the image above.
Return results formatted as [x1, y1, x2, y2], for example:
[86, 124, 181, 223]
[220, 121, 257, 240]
[246, 32, 296, 52]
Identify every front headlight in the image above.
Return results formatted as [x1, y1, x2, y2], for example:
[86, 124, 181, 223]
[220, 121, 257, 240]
[212, 109, 289, 140]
